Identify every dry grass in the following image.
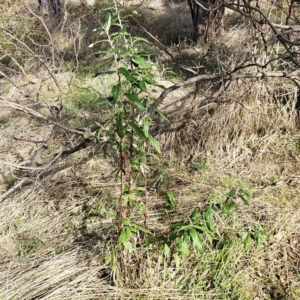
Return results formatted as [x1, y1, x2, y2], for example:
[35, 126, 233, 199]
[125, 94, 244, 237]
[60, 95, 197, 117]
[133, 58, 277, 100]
[1, 0, 300, 299]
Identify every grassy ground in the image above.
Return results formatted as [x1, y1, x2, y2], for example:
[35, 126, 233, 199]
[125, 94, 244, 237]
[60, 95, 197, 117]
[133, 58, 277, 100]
[1, 0, 300, 299]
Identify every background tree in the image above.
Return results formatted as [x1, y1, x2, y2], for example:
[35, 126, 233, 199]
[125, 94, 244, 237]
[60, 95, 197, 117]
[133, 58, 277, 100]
[38, 0, 61, 15]
[188, 0, 225, 42]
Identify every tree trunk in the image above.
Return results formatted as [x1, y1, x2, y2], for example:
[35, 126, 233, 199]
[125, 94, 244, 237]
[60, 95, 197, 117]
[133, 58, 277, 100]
[39, 0, 61, 15]
[188, 0, 224, 43]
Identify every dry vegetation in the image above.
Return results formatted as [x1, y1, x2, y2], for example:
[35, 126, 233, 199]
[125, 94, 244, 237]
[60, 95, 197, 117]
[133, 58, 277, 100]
[0, 0, 300, 299]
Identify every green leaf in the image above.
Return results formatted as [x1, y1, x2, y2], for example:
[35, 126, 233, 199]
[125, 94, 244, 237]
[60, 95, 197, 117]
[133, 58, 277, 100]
[125, 93, 145, 110]
[154, 108, 170, 122]
[175, 224, 193, 232]
[125, 227, 134, 237]
[132, 36, 150, 43]
[220, 201, 236, 216]
[190, 207, 200, 221]
[225, 188, 236, 200]
[203, 207, 215, 232]
[139, 80, 147, 91]
[164, 243, 170, 257]
[123, 193, 135, 205]
[239, 194, 250, 205]
[189, 228, 202, 249]
[140, 162, 150, 175]
[112, 83, 121, 102]
[220, 201, 227, 214]
[171, 221, 186, 230]
[103, 224, 115, 235]
[132, 223, 152, 234]
[116, 113, 125, 138]
[148, 136, 161, 153]
[240, 188, 250, 197]
[143, 117, 150, 138]
[174, 253, 180, 268]
[205, 232, 213, 245]
[94, 60, 115, 75]
[153, 83, 167, 90]
[178, 238, 189, 257]
[166, 190, 176, 206]
[116, 49, 132, 57]
[111, 30, 129, 38]
[95, 98, 108, 105]
[228, 202, 236, 215]
[102, 6, 114, 11]
[128, 122, 146, 139]
[243, 231, 251, 248]
[191, 225, 211, 234]
[118, 229, 127, 247]
[118, 67, 134, 81]
[132, 55, 148, 69]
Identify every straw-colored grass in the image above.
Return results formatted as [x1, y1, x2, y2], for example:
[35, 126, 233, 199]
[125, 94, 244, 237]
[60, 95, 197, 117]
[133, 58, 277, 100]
[1, 0, 300, 299]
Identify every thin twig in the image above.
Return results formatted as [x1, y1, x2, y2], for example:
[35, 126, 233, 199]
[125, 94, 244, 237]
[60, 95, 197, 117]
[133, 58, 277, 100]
[151, 71, 300, 109]
[0, 178, 31, 201]
[0, 97, 84, 136]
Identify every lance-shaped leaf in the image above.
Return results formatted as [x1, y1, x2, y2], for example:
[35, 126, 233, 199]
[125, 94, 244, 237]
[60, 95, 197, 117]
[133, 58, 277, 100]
[125, 93, 145, 110]
[143, 117, 150, 138]
[148, 136, 161, 153]
[118, 67, 134, 81]
[128, 122, 146, 139]
[112, 83, 121, 102]
[116, 113, 125, 138]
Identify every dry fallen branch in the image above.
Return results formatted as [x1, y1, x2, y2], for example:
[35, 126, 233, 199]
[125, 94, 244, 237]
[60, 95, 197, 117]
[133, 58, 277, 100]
[0, 137, 95, 201]
[0, 178, 32, 201]
[154, 71, 300, 106]
[0, 97, 85, 136]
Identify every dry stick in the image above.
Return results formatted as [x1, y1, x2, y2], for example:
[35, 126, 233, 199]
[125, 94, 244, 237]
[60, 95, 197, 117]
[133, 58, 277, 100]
[0, 178, 31, 202]
[152, 71, 300, 109]
[13, 136, 45, 143]
[225, 2, 300, 32]
[1, 161, 45, 171]
[0, 137, 93, 200]
[37, 147, 65, 178]
[0, 151, 64, 202]
[0, 70, 28, 98]
[0, 97, 84, 136]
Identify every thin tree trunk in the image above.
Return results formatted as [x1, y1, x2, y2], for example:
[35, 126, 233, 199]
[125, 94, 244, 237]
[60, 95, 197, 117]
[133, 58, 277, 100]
[188, 0, 224, 43]
[39, 0, 61, 15]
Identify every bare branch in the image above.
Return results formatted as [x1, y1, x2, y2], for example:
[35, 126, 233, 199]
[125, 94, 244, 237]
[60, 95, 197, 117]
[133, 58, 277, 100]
[152, 71, 300, 107]
[0, 97, 85, 136]
[0, 178, 31, 202]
